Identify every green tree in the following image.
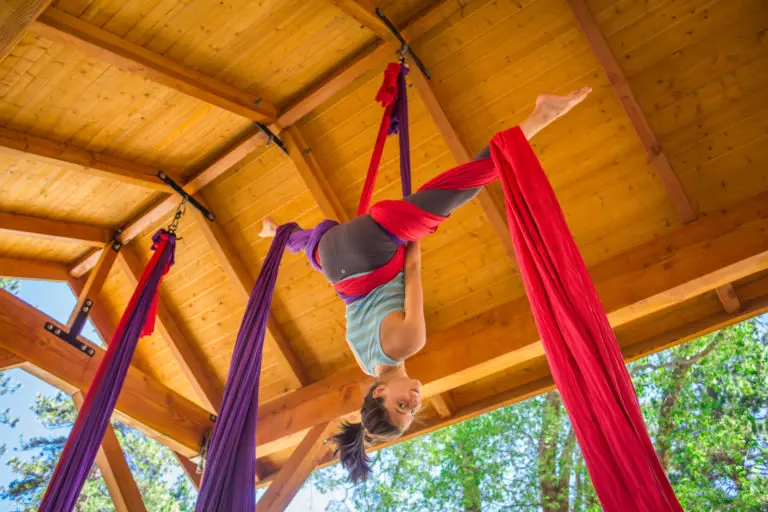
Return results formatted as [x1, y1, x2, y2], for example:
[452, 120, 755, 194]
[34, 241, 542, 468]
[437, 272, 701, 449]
[312, 318, 768, 511]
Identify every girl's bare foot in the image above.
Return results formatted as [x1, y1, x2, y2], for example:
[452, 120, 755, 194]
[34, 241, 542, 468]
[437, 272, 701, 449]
[520, 87, 591, 139]
[259, 217, 278, 238]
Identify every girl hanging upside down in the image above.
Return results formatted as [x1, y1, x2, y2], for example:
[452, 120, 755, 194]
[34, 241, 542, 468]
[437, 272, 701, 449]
[260, 87, 591, 482]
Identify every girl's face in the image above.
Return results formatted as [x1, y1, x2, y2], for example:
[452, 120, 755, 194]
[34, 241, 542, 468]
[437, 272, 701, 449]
[373, 376, 423, 429]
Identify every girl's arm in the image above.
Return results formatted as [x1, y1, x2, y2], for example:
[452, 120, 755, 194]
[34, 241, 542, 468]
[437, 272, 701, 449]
[381, 242, 427, 360]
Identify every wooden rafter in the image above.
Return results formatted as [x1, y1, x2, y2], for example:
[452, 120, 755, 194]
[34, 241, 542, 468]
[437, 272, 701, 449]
[282, 127, 349, 223]
[566, 0, 695, 224]
[118, 245, 224, 413]
[0, 211, 112, 247]
[256, 421, 336, 512]
[68, 276, 115, 342]
[0, 0, 54, 61]
[173, 453, 202, 489]
[253, 191, 768, 455]
[190, 202, 310, 389]
[0, 256, 69, 281]
[331, 0, 393, 41]
[68, 242, 119, 328]
[0, 347, 24, 370]
[0, 287, 212, 457]
[0, 126, 177, 190]
[430, 393, 454, 419]
[406, 64, 517, 263]
[715, 284, 742, 314]
[71, 391, 148, 512]
[29, 7, 277, 122]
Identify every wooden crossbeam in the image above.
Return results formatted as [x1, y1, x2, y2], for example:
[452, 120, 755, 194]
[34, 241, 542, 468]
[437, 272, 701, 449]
[0, 256, 69, 281]
[566, 0, 695, 224]
[0, 126, 176, 190]
[68, 276, 115, 342]
[67, 242, 119, 328]
[253, 191, 768, 456]
[71, 391, 148, 512]
[29, 8, 277, 122]
[0, 347, 24, 370]
[282, 127, 349, 223]
[331, 0, 393, 41]
[0, 0, 54, 61]
[256, 421, 336, 512]
[190, 202, 310, 389]
[430, 393, 454, 419]
[118, 245, 223, 413]
[406, 64, 517, 263]
[0, 287, 212, 456]
[0, 210, 112, 247]
[174, 453, 202, 489]
[715, 284, 742, 314]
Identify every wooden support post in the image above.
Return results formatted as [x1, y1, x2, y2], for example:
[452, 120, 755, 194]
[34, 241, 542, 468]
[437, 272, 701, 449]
[29, 8, 277, 122]
[190, 202, 310, 389]
[0, 256, 69, 281]
[68, 276, 116, 342]
[71, 392, 148, 512]
[430, 393, 454, 419]
[0, 0, 54, 61]
[0, 126, 177, 190]
[0, 211, 112, 247]
[565, 0, 695, 224]
[282, 127, 349, 223]
[715, 284, 742, 314]
[68, 241, 119, 328]
[256, 421, 337, 512]
[406, 64, 517, 263]
[0, 347, 24, 370]
[117, 246, 223, 413]
[173, 453, 202, 489]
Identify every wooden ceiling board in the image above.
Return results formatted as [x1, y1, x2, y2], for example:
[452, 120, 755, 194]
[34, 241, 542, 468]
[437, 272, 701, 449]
[0, 230, 87, 262]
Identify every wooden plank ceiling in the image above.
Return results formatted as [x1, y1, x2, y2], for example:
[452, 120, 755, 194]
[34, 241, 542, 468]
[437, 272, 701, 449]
[0, 0, 766, 494]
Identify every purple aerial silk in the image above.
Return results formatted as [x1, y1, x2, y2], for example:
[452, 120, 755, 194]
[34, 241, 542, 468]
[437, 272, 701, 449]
[390, 66, 411, 198]
[39, 231, 176, 512]
[195, 223, 297, 512]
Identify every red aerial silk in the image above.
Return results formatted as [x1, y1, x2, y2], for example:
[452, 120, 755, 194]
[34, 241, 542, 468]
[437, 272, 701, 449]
[344, 126, 681, 511]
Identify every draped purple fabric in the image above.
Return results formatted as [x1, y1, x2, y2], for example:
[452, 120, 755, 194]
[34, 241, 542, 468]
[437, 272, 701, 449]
[39, 231, 176, 512]
[390, 66, 411, 198]
[195, 223, 297, 512]
[286, 219, 338, 272]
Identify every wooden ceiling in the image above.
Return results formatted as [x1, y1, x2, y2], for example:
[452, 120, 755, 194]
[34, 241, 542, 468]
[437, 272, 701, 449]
[0, 0, 767, 507]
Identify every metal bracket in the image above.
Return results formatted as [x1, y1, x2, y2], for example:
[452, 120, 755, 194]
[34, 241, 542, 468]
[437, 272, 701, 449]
[254, 122, 289, 156]
[375, 8, 431, 79]
[157, 172, 216, 222]
[44, 320, 95, 357]
[190, 431, 211, 474]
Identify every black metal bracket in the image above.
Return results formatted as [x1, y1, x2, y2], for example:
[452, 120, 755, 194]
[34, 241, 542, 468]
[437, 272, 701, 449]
[44, 320, 96, 357]
[254, 122, 289, 156]
[194, 431, 211, 474]
[157, 172, 216, 222]
[375, 8, 431, 79]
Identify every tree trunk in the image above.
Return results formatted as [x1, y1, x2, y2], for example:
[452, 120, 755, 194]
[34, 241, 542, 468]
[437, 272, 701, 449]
[456, 437, 482, 512]
[538, 392, 571, 512]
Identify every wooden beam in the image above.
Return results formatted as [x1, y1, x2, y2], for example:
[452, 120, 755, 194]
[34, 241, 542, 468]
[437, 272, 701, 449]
[68, 243, 119, 327]
[0, 126, 176, 190]
[716, 284, 742, 314]
[0, 0, 54, 61]
[173, 453, 202, 489]
[0, 256, 69, 281]
[253, 191, 768, 455]
[68, 276, 115, 342]
[282, 127, 349, 223]
[566, 0, 695, 224]
[259, 279, 768, 485]
[331, 0, 393, 41]
[406, 64, 517, 262]
[72, 392, 148, 512]
[256, 421, 336, 512]
[0, 347, 23, 370]
[69, 0, 463, 278]
[430, 393, 453, 419]
[118, 245, 223, 413]
[29, 8, 277, 122]
[0, 287, 212, 456]
[190, 202, 310, 389]
[0, 211, 112, 247]
[69, 129, 269, 278]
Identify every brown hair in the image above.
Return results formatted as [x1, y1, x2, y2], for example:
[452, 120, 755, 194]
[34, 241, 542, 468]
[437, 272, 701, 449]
[329, 382, 403, 482]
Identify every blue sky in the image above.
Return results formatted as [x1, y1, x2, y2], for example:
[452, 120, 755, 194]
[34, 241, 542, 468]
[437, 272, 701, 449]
[0, 279, 340, 511]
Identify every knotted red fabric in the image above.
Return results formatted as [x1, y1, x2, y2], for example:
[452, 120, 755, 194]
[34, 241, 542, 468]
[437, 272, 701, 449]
[335, 126, 681, 510]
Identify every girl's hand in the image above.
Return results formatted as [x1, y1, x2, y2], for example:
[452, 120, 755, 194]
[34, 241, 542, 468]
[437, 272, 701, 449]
[259, 217, 278, 238]
[405, 241, 421, 270]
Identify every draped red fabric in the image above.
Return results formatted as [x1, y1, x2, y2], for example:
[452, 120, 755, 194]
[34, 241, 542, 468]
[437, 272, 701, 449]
[491, 127, 682, 511]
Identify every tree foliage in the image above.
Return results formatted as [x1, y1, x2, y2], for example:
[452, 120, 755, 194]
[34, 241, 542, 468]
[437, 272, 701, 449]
[312, 319, 768, 511]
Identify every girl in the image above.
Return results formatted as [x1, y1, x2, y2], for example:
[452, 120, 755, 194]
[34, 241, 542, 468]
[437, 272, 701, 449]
[260, 88, 591, 481]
